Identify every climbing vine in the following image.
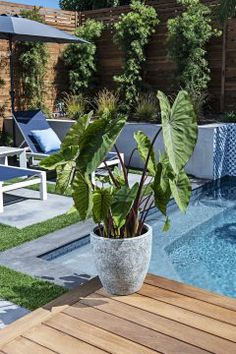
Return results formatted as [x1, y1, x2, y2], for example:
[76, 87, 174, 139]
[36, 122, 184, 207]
[16, 7, 49, 108]
[167, 0, 221, 109]
[62, 19, 104, 95]
[59, 0, 130, 11]
[113, 0, 159, 112]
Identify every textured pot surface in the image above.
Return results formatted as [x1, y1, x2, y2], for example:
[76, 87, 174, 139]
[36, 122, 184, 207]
[90, 225, 153, 295]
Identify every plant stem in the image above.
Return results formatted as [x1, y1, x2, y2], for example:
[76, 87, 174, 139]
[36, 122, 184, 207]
[133, 128, 162, 216]
[103, 160, 119, 188]
[126, 148, 138, 174]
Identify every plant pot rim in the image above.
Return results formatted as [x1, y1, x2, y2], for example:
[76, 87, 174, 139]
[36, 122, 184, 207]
[91, 223, 152, 241]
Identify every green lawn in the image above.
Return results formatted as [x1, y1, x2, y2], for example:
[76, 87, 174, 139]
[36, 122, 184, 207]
[0, 211, 80, 252]
[0, 181, 79, 311]
[0, 265, 66, 310]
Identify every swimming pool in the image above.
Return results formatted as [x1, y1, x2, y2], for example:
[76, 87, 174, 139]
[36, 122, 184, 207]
[41, 176, 236, 298]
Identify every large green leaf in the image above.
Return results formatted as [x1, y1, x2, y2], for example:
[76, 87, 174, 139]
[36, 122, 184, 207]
[111, 183, 139, 230]
[153, 162, 171, 216]
[61, 112, 92, 153]
[40, 112, 92, 171]
[169, 171, 192, 213]
[92, 188, 112, 223]
[76, 114, 126, 174]
[158, 90, 198, 174]
[40, 152, 65, 171]
[56, 161, 76, 194]
[72, 172, 93, 220]
[134, 131, 156, 176]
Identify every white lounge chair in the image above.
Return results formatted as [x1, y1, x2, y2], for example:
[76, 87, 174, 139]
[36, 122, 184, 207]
[0, 164, 47, 213]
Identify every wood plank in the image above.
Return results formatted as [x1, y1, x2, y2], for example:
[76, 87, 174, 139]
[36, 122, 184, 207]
[0, 277, 101, 348]
[138, 283, 236, 326]
[96, 290, 236, 343]
[145, 274, 236, 311]
[46, 312, 158, 354]
[23, 325, 106, 354]
[78, 291, 235, 354]
[2, 337, 55, 354]
[64, 302, 211, 354]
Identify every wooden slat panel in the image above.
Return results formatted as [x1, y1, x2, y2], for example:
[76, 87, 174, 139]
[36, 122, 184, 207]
[0, 0, 226, 119]
[2, 337, 55, 354]
[64, 302, 211, 354]
[0, 275, 235, 353]
[145, 274, 236, 311]
[24, 325, 106, 354]
[96, 290, 236, 343]
[0, 277, 101, 348]
[78, 291, 235, 354]
[138, 283, 236, 325]
[46, 312, 158, 354]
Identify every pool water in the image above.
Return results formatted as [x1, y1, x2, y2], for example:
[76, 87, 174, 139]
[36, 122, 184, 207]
[149, 176, 236, 298]
[41, 176, 236, 298]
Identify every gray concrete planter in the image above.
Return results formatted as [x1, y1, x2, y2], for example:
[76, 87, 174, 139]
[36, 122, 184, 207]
[90, 224, 153, 295]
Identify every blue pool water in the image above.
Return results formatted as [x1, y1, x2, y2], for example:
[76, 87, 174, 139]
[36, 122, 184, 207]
[148, 176, 236, 298]
[41, 177, 236, 298]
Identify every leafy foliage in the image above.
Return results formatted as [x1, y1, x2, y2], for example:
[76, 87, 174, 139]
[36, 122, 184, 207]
[62, 93, 89, 119]
[94, 89, 119, 117]
[158, 90, 197, 174]
[133, 93, 159, 122]
[218, 0, 236, 22]
[113, 0, 159, 112]
[219, 111, 236, 123]
[62, 19, 104, 95]
[41, 90, 197, 239]
[59, 0, 130, 11]
[16, 7, 49, 109]
[167, 0, 221, 115]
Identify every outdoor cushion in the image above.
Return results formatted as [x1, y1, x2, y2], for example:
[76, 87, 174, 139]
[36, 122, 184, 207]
[31, 128, 61, 154]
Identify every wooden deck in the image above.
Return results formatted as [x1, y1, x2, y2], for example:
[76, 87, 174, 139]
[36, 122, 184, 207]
[0, 274, 235, 354]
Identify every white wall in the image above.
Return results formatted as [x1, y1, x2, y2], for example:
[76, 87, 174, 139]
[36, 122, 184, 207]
[115, 122, 226, 179]
[4, 118, 226, 179]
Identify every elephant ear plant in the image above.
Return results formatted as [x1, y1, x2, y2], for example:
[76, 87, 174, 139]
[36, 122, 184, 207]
[41, 90, 197, 295]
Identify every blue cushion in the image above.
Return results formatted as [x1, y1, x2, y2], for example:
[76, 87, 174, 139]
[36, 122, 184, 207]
[31, 128, 61, 154]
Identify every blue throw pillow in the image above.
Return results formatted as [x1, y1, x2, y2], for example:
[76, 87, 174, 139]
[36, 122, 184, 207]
[31, 128, 61, 154]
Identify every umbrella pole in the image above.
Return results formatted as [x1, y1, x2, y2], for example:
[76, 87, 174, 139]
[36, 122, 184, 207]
[9, 36, 16, 145]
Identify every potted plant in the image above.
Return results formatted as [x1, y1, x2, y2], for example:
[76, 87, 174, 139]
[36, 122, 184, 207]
[41, 90, 198, 295]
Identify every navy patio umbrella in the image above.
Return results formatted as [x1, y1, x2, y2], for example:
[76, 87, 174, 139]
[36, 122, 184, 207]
[0, 14, 88, 113]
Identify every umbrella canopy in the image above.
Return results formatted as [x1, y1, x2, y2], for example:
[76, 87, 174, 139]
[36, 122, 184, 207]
[0, 14, 88, 144]
[0, 14, 88, 44]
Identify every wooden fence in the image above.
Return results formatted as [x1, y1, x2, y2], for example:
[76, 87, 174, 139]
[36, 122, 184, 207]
[0, 0, 77, 121]
[0, 0, 235, 124]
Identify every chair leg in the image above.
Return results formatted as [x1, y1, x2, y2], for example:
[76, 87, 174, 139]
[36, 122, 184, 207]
[0, 183, 4, 213]
[40, 172, 47, 201]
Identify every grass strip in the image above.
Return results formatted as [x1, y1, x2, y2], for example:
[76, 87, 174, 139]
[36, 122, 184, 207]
[0, 265, 66, 311]
[0, 212, 80, 252]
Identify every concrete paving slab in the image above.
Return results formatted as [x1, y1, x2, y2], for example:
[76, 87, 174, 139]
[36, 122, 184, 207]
[0, 300, 30, 329]
[0, 188, 73, 229]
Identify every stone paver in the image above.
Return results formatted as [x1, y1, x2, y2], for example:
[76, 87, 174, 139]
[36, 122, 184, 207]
[0, 220, 95, 289]
[0, 300, 30, 329]
[0, 188, 73, 228]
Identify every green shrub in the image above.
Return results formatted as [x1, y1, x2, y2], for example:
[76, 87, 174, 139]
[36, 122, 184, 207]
[16, 7, 49, 109]
[62, 93, 89, 119]
[167, 0, 221, 114]
[62, 19, 104, 95]
[59, 1, 130, 11]
[133, 92, 159, 122]
[94, 89, 119, 117]
[113, 0, 159, 113]
[220, 111, 236, 123]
